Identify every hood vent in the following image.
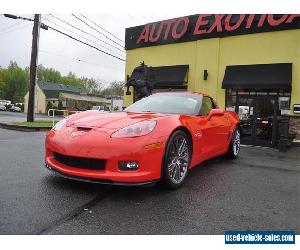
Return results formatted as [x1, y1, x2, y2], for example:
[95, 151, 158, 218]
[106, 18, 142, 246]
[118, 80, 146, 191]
[76, 127, 92, 131]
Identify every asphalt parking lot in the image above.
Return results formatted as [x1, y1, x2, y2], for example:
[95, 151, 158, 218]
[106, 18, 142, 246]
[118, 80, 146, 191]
[0, 127, 299, 235]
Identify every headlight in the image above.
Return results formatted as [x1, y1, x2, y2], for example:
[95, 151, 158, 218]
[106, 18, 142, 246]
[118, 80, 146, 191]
[111, 120, 156, 138]
[52, 118, 68, 131]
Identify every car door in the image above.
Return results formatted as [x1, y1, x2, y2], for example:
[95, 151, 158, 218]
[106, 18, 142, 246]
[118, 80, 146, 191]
[198, 97, 229, 158]
[197, 96, 219, 159]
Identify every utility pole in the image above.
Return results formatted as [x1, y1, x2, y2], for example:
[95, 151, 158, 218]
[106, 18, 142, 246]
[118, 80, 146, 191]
[27, 14, 41, 122]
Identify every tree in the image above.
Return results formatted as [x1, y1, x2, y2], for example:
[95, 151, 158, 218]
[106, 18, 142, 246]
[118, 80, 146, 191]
[0, 62, 124, 103]
[37, 65, 61, 83]
[1, 61, 28, 103]
[100, 81, 125, 96]
[60, 71, 86, 88]
[110, 81, 124, 96]
[0, 68, 6, 98]
[81, 77, 103, 94]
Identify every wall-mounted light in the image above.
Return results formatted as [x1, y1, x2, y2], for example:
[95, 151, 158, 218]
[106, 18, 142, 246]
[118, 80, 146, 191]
[203, 69, 208, 80]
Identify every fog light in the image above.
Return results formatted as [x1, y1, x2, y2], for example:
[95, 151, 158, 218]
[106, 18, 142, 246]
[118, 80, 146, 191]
[119, 161, 139, 170]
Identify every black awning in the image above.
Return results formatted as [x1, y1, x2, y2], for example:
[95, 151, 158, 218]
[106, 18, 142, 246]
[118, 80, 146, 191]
[150, 65, 189, 88]
[222, 63, 292, 90]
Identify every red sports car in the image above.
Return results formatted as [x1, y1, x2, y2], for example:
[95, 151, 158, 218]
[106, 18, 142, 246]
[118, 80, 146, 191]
[45, 92, 240, 189]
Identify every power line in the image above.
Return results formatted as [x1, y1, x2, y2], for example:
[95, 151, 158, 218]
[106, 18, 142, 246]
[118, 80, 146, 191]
[0, 20, 24, 33]
[0, 22, 31, 37]
[42, 16, 124, 56]
[79, 14, 124, 43]
[45, 23, 125, 62]
[39, 49, 122, 71]
[3, 14, 125, 62]
[72, 14, 124, 49]
[48, 14, 125, 54]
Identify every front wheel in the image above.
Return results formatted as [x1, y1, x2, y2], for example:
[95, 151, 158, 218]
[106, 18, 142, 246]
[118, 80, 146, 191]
[162, 130, 191, 189]
[226, 127, 241, 159]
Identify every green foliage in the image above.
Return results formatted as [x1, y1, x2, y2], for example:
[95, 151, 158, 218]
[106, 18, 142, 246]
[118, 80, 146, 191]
[81, 77, 103, 94]
[58, 100, 63, 110]
[5, 104, 12, 110]
[1, 61, 28, 103]
[37, 65, 61, 83]
[0, 62, 124, 104]
[100, 81, 124, 96]
[0, 68, 5, 98]
[14, 120, 58, 128]
[46, 101, 53, 112]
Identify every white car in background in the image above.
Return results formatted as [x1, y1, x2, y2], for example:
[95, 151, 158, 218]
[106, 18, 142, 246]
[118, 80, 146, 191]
[90, 105, 110, 112]
[10, 106, 21, 112]
[0, 104, 6, 111]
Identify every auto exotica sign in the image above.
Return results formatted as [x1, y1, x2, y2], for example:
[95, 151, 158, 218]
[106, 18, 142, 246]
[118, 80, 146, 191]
[125, 14, 300, 50]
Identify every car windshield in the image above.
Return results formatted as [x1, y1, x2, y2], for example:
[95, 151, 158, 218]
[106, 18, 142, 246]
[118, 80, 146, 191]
[125, 93, 203, 115]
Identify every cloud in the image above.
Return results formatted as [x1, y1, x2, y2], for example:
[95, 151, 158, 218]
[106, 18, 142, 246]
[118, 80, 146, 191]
[0, 13, 188, 82]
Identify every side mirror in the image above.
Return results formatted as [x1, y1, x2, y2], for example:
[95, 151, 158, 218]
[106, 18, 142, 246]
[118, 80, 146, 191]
[208, 108, 224, 120]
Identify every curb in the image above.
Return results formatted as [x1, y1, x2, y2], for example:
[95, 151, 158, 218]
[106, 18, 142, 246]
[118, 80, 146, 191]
[292, 140, 300, 147]
[0, 123, 52, 132]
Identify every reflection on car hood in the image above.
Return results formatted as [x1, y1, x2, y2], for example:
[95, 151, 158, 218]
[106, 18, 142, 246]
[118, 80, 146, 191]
[68, 111, 167, 129]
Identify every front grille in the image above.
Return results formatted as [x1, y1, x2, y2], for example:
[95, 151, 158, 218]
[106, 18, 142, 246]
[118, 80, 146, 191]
[53, 152, 106, 170]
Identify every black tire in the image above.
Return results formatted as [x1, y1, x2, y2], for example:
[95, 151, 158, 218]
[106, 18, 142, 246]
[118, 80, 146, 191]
[226, 127, 241, 159]
[162, 130, 191, 189]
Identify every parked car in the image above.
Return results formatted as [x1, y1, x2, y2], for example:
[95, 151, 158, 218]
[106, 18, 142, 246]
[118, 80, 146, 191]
[0, 104, 6, 111]
[90, 105, 110, 112]
[45, 92, 240, 189]
[10, 106, 21, 112]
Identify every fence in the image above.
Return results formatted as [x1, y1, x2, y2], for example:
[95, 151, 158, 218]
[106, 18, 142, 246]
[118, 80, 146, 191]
[47, 109, 81, 127]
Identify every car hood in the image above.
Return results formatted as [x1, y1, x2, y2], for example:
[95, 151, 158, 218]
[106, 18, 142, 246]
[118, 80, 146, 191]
[67, 111, 167, 129]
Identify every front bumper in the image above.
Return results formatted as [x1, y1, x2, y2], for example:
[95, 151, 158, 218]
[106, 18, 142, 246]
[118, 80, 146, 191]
[44, 163, 159, 186]
[45, 128, 167, 184]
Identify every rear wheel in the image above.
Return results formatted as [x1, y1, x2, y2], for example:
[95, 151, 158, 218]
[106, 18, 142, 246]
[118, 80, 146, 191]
[227, 127, 241, 159]
[162, 130, 191, 189]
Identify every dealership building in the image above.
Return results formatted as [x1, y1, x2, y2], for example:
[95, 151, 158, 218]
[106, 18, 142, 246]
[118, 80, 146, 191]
[124, 14, 300, 147]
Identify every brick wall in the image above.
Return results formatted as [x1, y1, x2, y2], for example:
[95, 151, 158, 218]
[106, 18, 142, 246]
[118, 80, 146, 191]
[289, 116, 300, 140]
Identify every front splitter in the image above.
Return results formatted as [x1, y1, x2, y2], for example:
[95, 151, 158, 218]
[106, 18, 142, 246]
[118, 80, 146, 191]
[44, 164, 159, 187]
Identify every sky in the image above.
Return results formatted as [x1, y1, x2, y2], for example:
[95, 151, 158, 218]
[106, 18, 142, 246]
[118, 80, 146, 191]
[0, 13, 190, 85]
[1, 0, 298, 86]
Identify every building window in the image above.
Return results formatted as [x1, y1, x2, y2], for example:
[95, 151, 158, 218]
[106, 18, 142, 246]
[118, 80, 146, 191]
[225, 89, 237, 111]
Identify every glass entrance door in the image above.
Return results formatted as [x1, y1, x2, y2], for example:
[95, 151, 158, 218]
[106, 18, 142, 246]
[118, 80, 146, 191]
[255, 98, 277, 146]
[237, 97, 255, 145]
[237, 96, 277, 147]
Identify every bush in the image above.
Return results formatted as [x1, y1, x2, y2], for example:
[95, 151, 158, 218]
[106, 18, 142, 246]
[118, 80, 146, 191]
[58, 100, 63, 110]
[5, 104, 12, 110]
[46, 101, 53, 115]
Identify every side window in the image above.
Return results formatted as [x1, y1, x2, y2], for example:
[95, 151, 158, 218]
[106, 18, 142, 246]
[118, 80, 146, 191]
[200, 96, 213, 116]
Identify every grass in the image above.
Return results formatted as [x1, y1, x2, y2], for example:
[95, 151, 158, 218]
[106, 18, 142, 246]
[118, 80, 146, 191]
[13, 120, 58, 127]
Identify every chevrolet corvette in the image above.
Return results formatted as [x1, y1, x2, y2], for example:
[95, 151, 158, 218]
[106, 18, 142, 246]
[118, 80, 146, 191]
[45, 92, 240, 189]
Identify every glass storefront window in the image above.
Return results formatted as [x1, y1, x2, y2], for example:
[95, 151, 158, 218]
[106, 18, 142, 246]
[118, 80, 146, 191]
[225, 89, 236, 111]
[225, 88, 292, 147]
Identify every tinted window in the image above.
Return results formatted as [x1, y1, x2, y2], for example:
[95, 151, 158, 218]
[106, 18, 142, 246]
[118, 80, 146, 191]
[125, 93, 203, 115]
[200, 96, 213, 116]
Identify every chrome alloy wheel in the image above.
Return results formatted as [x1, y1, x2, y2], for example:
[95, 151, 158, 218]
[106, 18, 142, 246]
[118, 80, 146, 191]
[167, 135, 190, 184]
[233, 129, 241, 156]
